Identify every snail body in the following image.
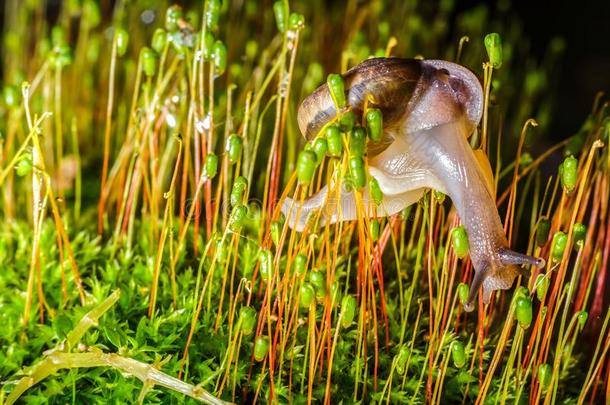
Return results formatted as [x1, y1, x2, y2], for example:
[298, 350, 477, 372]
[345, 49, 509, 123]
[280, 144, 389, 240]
[282, 57, 544, 309]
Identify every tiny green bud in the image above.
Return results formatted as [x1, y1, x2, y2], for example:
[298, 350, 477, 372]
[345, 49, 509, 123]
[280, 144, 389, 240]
[349, 126, 366, 157]
[551, 231, 568, 262]
[230, 176, 247, 206]
[369, 177, 383, 205]
[537, 363, 552, 389]
[300, 283, 315, 307]
[3, 86, 18, 107]
[115, 28, 129, 56]
[349, 156, 366, 189]
[484, 33, 503, 68]
[152, 28, 167, 53]
[515, 296, 533, 329]
[535, 274, 550, 301]
[327, 73, 346, 110]
[259, 249, 273, 282]
[452, 341, 467, 368]
[213, 40, 227, 75]
[205, 0, 221, 31]
[239, 307, 257, 335]
[165, 5, 183, 32]
[309, 271, 325, 292]
[226, 134, 243, 164]
[288, 13, 305, 30]
[253, 335, 270, 361]
[340, 295, 357, 327]
[273, 1, 288, 33]
[573, 223, 586, 249]
[326, 125, 343, 157]
[312, 137, 328, 164]
[339, 111, 356, 132]
[204, 153, 219, 179]
[15, 155, 33, 177]
[457, 283, 470, 306]
[203, 32, 215, 60]
[451, 226, 469, 259]
[297, 150, 317, 184]
[369, 220, 379, 241]
[536, 217, 551, 247]
[365, 108, 383, 142]
[229, 204, 248, 232]
[577, 310, 588, 327]
[561, 155, 578, 194]
[294, 253, 307, 276]
[270, 221, 281, 247]
[140, 47, 157, 77]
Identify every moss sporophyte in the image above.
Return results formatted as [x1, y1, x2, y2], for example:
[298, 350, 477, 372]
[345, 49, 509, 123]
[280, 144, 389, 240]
[1, 1, 608, 404]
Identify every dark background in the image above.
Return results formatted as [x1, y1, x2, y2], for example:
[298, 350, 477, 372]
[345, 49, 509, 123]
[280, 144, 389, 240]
[457, 0, 610, 138]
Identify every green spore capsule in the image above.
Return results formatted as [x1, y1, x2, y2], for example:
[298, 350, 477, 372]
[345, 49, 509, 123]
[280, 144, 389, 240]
[294, 253, 307, 276]
[115, 28, 129, 56]
[535, 274, 550, 301]
[536, 217, 551, 247]
[451, 226, 469, 259]
[452, 341, 467, 368]
[270, 221, 281, 247]
[83, 0, 101, 28]
[327, 73, 346, 110]
[515, 296, 533, 329]
[15, 155, 33, 177]
[229, 204, 248, 232]
[152, 29, 167, 53]
[288, 13, 305, 30]
[330, 282, 341, 307]
[577, 310, 588, 327]
[239, 307, 257, 335]
[205, 0, 221, 31]
[561, 155, 578, 194]
[339, 111, 356, 132]
[349, 156, 366, 189]
[254, 336, 270, 361]
[213, 40, 227, 75]
[204, 153, 218, 179]
[140, 47, 157, 77]
[3, 86, 18, 107]
[226, 134, 243, 164]
[259, 249, 273, 282]
[312, 137, 328, 164]
[165, 5, 183, 32]
[369, 177, 382, 205]
[230, 176, 247, 206]
[325, 125, 343, 157]
[551, 231, 568, 262]
[338, 296, 354, 328]
[365, 108, 383, 142]
[203, 32, 215, 61]
[349, 127, 366, 157]
[484, 32, 503, 68]
[370, 220, 379, 241]
[273, 1, 288, 33]
[297, 150, 317, 184]
[538, 363, 552, 389]
[51, 26, 65, 47]
[309, 271, 325, 292]
[395, 346, 410, 375]
[457, 283, 470, 306]
[573, 222, 586, 249]
[299, 283, 315, 308]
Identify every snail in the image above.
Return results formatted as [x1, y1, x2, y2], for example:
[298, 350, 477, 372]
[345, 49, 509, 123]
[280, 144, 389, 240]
[281, 57, 545, 310]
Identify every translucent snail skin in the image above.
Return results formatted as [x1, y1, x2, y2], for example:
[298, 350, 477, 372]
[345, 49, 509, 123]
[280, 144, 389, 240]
[282, 58, 545, 310]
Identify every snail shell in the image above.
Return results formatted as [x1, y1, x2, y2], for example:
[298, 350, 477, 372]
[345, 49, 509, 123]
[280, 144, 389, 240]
[283, 57, 544, 310]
